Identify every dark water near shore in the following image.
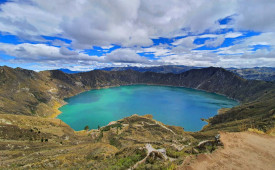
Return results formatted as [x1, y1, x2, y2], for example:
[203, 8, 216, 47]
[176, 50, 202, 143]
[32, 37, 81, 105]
[58, 85, 238, 131]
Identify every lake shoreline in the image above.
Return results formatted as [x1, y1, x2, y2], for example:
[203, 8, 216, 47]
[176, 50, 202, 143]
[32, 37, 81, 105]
[55, 84, 238, 132]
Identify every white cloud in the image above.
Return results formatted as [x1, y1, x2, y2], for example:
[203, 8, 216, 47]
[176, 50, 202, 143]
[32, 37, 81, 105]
[242, 32, 275, 46]
[224, 32, 242, 38]
[170, 36, 204, 53]
[51, 39, 69, 47]
[100, 45, 114, 50]
[137, 46, 171, 57]
[216, 32, 275, 55]
[159, 52, 220, 67]
[105, 48, 150, 63]
[0, 0, 273, 49]
[234, 0, 275, 32]
[172, 36, 196, 46]
[0, 0, 237, 49]
[217, 54, 275, 68]
[0, 0, 275, 69]
[0, 43, 102, 64]
[59, 47, 78, 56]
[204, 36, 225, 47]
[0, 1, 61, 36]
[199, 34, 219, 38]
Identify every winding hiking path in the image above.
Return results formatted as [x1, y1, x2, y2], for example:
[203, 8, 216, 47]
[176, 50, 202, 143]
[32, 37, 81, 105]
[129, 144, 175, 170]
[179, 131, 275, 170]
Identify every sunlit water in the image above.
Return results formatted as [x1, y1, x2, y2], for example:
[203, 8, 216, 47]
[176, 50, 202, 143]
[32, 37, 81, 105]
[58, 85, 238, 131]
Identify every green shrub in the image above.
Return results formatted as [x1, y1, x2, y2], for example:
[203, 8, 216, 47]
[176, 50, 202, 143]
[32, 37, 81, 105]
[110, 154, 142, 169]
[84, 125, 89, 131]
[166, 147, 186, 158]
[109, 137, 122, 148]
[101, 123, 122, 132]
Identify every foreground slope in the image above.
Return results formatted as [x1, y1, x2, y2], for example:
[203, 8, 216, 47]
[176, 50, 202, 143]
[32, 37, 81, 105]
[180, 131, 275, 170]
[0, 114, 199, 169]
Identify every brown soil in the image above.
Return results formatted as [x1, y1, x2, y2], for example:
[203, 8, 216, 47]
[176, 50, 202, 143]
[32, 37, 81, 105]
[179, 131, 275, 170]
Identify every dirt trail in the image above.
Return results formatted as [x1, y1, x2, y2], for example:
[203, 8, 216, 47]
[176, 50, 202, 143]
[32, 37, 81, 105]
[179, 131, 275, 170]
[130, 144, 175, 170]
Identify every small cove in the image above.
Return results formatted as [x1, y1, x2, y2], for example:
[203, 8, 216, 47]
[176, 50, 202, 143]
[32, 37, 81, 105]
[58, 85, 238, 131]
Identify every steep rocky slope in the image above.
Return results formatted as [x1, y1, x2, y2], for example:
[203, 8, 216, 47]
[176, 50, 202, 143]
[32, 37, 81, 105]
[53, 67, 275, 102]
[0, 66, 85, 116]
[2, 66, 274, 117]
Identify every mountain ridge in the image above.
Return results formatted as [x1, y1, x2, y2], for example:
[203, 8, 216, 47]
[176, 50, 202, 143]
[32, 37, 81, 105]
[1, 66, 274, 117]
[94, 65, 275, 81]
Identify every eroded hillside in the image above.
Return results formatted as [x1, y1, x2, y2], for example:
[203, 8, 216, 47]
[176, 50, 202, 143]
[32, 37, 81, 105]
[1, 66, 274, 117]
[0, 114, 217, 169]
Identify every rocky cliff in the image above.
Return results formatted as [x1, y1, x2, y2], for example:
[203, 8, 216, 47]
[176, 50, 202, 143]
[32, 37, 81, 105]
[57, 67, 274, 102]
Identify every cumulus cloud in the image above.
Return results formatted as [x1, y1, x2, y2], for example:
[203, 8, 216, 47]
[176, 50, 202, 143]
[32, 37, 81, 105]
[216, 32, 275, 55]
[217, 53, 275, 68]
[0, 43, 102, 64]
[0, 1, 61, 36]
[137, 45, 171, 57]
[105, 48, 150, 63]
[0, 42, 158, 69]
[59, 47, 78, 56]
[159, 52, 220, 67]
[0, 0, 238, 49]
[0, 0, 275, 69]
[51, 39, 69, 47]
[0, 0, 273, 48]
[204, 36, 225, 47]
[224, 32, 243, 38]
[234, 0, 275, 32]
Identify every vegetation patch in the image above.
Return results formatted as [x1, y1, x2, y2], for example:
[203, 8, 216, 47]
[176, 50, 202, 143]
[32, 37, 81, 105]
[101, 123, 122, 132]
[109, 147, 146, 169]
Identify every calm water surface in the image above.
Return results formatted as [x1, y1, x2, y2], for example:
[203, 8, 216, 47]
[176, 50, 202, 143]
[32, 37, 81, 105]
[58, 85, 238, 131]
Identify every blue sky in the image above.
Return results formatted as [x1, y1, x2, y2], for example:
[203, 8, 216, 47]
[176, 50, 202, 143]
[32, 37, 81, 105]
[0, 0, 275, 71]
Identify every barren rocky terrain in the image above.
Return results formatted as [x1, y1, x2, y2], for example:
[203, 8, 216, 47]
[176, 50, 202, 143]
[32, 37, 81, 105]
[180, 131, 275, 170]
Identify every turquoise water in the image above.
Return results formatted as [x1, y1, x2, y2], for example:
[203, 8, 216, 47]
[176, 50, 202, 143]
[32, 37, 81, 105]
[58, 85, 238, 132]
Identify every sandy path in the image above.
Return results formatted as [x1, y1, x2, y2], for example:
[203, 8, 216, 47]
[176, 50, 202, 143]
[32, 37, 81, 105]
[179, 131, 275, 170]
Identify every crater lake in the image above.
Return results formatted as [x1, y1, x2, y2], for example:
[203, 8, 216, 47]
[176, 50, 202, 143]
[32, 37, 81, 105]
[58, 85, 238, 131]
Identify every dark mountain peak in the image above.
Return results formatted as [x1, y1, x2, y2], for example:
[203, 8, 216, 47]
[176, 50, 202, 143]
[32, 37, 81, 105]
[0, 65, 14, 72]
[181, 66, 228, 77]
[0, 66, 38, 80]
[48, 69, 74, 82]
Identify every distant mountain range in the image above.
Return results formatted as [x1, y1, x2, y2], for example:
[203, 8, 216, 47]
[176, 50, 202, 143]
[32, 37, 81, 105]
[92, 65, 275, 81]
[59, 66, 275, 82]
[97, 65, 203, 74]
[229, 67, 275, 82]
